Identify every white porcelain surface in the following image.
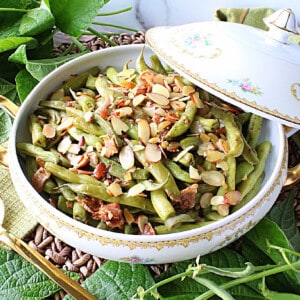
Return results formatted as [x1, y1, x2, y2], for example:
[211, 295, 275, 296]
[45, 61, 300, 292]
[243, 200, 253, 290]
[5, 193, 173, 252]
[146, 20, 300, 129]
[9, 45, 287, 263]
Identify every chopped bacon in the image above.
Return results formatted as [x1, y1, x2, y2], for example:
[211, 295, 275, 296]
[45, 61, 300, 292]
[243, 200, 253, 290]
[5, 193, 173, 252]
[31, 167, 51, 192]
[179, 183, 199, 210]
[97, 203, 124, 230]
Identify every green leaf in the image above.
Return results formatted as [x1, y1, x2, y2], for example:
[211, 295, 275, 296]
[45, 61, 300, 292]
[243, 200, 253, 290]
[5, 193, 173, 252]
[0, 110, 12, 143]
[0, 36, 37, 53]
[0, 78, 19, 103]
[0, 247, 60, 299]
[245, 218, 300, 293]
[25, 51, 86, 81]
[8, 44, 28, 64]
[267, 190, 300, 252]
[15, 69, 38, 101]
[48, 0, 109, 37]
[19, 7, 55, 36]
[65, 260, 155, 300]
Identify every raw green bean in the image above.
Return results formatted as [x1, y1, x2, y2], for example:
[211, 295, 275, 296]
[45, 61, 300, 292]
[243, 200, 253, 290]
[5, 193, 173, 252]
[28, 114, 46, 148]
[164, 100, 197, 140]
[17, 143, 59, 164]
[164, 160, 198, 183]
[76, 94, 95, 112]
[235, 161, 255, 184]
[85, 74, 97, 90]
[245, 114, 263, 148]
[62, 66, 100, 94]
[211, 108, 244, 157]
[36, 108, 62, 125]
[150, 189, 175, 221]
[65, 183, 156, 212]
[43, 178, 57, 194]
[95, 75, 114, 98]
[236, 112, 251, 125]
[25, 155, 39, 179]
[237, 141, 271, 199]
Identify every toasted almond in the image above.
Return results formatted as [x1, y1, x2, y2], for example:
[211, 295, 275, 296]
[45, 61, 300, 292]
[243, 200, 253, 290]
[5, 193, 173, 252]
[200, 192, 213, 208]
[107, 182, 123, 197]
[199, 133, 211, 143]
[170, 100, 186, 111]
[206, 150, 226, 163]
[201, 170, 225, 186]
[216, 160, 229, 172]
[111, 115, 129, 135]
[174, 78, 184, 90]
[132, 94, 146, 106]
[57, 135, 72, 154]
[210, 195, 225, 206]
[182, 85, 195, 96]
[152, 83, 170, 98]
[127, 183, 146, 197]
[146, 92, 169, 106]
[42, 124, 56, 139]
[137, 118, 150, 145]
[145, 143, 162, 163]
[123, 172, 132, 181]
[148, 137, 160, 144]
[57, 117, 73, 131]
[123, 208, 135, 224]
[169, 92, 183, 100]
[119, 145, 135, 170]
[143, 106, 156, 117]
[149, 122, 158, 137]
[157, 120, 171, 132]
[189, 165, 202, 180]
[68, 143, 81, 154]
[114, 106, 133, 117]
[173, 145, 194, 162]
[155, 107, 166, 116]
[224, 190, 241, 206]
[217, 204, 230, 216]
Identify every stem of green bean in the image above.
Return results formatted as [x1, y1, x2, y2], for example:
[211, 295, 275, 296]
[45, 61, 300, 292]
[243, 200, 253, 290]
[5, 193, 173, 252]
[97, 7, 132, 16]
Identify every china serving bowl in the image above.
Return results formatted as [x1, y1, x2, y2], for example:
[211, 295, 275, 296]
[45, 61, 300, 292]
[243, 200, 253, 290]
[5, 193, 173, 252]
[9, 44, 287, 264]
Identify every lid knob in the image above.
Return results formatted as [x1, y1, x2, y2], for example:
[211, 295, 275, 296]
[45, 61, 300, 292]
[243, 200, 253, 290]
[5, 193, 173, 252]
[263, 8, 299, 44]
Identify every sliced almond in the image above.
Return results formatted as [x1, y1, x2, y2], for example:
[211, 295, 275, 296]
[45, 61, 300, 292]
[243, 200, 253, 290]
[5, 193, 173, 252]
[137, 118, 150, 145]
[224, 190, 241, 206]
[206, 150, 226, 163]
[200, 192, 213, 208]
[119, 145, 135, 170]
[57, 135, 72, 154]
[170, 100, 186, 111]
[217, 204, 230, 216]
[145, 143, 162, 163]
[57, 117, 73, 131]
[189, 165, 202, 180]
[111, 115, 129, 135]
[210, 195, 225, 206]
[149, 122, 158, 137]
[152, 83, 170, 98]
[157, 120, 171, 132]
[146, 92, 169, 106]
[107, 182, 123, 197]
[42, 124, 56, 139]
[182, 85, 195, 96]
[123, 208, 135, 224]
[68, 143, 81, 154]
[132, 94, 146, 106]
[127, 183, 146, 197]
[201, 170, 225, 187]
[114, 106, 133, 117]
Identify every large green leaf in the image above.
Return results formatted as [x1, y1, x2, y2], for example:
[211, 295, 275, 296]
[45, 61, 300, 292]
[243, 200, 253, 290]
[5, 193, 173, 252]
[15, 69, 39, 102]
[48, 0, 109, 37]
[0, 36, 37, 53]
[64, 260, 155, 300]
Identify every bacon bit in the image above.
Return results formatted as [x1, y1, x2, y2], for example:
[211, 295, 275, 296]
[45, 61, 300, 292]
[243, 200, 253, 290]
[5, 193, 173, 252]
[98, 203, 125, 229]
[70, 169, 93, 175]
[93, 162, 107, 180]
[31, 167, 51, 192]
[36, 157, 45, 167]
[179, 183, 199, 210]
[215, 126, 226, 136]
[76, 196, 101, 215]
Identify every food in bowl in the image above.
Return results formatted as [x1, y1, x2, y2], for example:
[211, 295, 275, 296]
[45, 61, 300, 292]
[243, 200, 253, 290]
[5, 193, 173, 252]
[16, 47, 271, 236]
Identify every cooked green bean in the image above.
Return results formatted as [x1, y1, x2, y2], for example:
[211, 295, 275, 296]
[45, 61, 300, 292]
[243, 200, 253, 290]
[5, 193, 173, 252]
[73, 117, 105, 136]
[73, 201, 88, 222]
[150, 189, 175, 221]
[39, 100, 67, 110]
[28, 114, 46, 148]
[57, 195, 73, 215]
[164, 160, 198, 183]
[245, 114, 263, 148]
[150, 54, 167, 75]
[68, 127, 102, 149]
[106, 66, 120, 84]
[235, 161, 255, 184]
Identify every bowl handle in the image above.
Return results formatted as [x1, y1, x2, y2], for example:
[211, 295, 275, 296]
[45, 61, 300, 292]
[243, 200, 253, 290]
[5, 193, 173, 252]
[0, 95, 19, 118]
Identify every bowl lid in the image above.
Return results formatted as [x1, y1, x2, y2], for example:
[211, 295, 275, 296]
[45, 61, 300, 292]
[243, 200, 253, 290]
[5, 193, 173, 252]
[145, 8, 300, 128]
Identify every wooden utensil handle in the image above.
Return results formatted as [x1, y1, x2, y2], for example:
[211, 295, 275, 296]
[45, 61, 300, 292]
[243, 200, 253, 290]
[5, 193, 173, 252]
[0, 230, 97, 300]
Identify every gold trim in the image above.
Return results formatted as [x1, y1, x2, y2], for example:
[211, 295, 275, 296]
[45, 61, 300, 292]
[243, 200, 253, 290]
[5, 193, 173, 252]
[291, 83, 300, 101]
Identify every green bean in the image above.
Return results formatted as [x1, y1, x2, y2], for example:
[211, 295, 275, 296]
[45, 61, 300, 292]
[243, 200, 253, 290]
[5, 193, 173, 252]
[211, 108, 244, 157]
[155, 221, 215, 234]
[17, 143, 59, 164]
[241, 135, 259, 165]
[25, 155, 39, 179]
[164, 160, 198, 183]
[65, 183, 155, 212]
[180, 136, 200, 150]
[49, 148, 71, 167]
[149, 54, 167, 75]
[95, 75, 114, 98]
[150, 189, 175, 221]
[165, 100, 197, 140]
[178, 152, 194, 167]
[36, 108, 62, 125]
[67, 127, 102, 149]
[141, 174, 170, 191]
[44, 162, 100, 185]
[237, 141, 271, 199]
[73, 201, 88, 222]
[235, 161, 255, 184]
[43, 178, 57, 194]
[205, 211, 226, 221]
[65, 106, 85, 118]
[136, 46, 150, 73]
[76, 94, 95, 112]
[57, 195, 73, 215]
[245, 114, 263, 148]
[85, 74, 97, 90]
[73, 117, 105, 136]
[28, 114, 46, 148]
[39, 100, 67, 110]
[194, 116, 219, 132]
[62, 66, 100, 94]
[106, 66, 120, 84]
[232, 172, 265, 212]
[236, 112, 251, 125]
[131, 140, 181, 200]
[54, 177, 77, 201]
